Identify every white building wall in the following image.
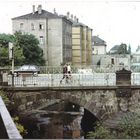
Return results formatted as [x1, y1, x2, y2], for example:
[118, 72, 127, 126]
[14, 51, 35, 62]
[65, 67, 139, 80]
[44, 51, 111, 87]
[48, 19, 62, 66]
[12, 17, 72, 66]
[93, 45, 106, 55]
[92, 54, 130, 70]
[12, 19, 48, 64]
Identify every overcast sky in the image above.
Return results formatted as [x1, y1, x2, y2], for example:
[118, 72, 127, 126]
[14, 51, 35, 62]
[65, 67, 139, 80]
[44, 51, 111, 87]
[0, 0, 140, 52]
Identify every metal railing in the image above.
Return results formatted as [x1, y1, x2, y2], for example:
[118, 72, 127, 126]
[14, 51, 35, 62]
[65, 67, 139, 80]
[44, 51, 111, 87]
[39, 65, 130, 74]
[8, 73, 116, 87]
[7, 72, 140, 87]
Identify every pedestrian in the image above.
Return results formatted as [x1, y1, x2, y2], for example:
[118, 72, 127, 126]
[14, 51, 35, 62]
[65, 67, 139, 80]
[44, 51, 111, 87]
[67, 64, 71, 77]
[60, 64, 68, 84]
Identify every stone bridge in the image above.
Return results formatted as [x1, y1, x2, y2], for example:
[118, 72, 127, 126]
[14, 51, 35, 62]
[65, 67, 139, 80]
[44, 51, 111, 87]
[3, 85, 140, 124]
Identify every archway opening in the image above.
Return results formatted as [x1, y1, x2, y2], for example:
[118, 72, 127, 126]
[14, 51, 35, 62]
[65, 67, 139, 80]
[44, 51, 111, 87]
[19, 101, 99, 139]
[81, 109, 99, 138]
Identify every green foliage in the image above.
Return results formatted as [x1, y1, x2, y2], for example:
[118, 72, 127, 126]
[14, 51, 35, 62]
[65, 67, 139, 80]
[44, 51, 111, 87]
[0, 47, 9, 66]
[118, 43, 127, 54]
[13, 46, 25, 66]
[0, 90, 27, 136]
[110, 43, 131, 54]
[13, 116, 27, 136]
[14, 31, 45, 66]
[0, 33, 14, 47]
[0, 90, 10, 106]
[119, 113, 140, 139]
[0, 32, 45, 67]
[0, 33, 25, 66]
[87, 113, 140, 139]
[0, 34, 13, 66]
[87, 122, 115, 139]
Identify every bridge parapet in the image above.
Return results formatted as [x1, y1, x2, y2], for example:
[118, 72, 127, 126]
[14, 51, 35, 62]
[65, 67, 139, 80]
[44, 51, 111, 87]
[0, 96, 22, 139]
[5, 86, 118, 121]
[6, 72, 140, 87]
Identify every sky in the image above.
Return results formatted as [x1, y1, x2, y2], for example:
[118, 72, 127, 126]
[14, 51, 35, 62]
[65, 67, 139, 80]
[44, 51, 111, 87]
[0, 0, 140, 52]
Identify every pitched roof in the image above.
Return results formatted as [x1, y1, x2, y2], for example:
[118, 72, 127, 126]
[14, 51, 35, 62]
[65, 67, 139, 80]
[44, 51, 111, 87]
[109, 45, 124, 54]
[68, 18, 92, 29]
[12, 9, 61, 20]
[92, 36, 106, 46]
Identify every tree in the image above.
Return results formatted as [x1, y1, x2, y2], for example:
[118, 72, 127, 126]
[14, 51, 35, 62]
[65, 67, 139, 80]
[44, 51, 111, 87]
[0, 46, 9, 66]
[14, 31, 45, 66]
[0, 34, 13, 66]
[109, 43, 130, 54]
[118, 43, 127, 54]
[0, 33, 25, 66]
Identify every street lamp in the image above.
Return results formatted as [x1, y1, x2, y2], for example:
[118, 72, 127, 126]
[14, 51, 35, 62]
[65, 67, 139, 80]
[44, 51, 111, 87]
[9, 42, 14, 87]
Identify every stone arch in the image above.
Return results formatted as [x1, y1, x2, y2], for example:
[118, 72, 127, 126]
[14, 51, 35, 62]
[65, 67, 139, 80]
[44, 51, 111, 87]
[34, 91, 109, 121]
[13, 89, 117, 122]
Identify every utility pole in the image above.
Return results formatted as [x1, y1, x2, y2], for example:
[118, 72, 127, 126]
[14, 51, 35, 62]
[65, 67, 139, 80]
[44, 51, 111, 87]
[9, 42, 14, 87]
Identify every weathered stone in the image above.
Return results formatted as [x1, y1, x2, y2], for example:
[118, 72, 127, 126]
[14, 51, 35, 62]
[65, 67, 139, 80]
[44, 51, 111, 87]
[18, 104, 26, 111]
[3, 85, 140, 122]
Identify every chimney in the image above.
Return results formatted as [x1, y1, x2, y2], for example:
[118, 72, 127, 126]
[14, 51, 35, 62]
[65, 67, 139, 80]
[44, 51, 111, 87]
[53, 8, 58, 15]
[67, 12, 70, 19]
[32, 5, 35, 14]
[37, 5, 42, 14]
[71, 14, 73, 20]
[74, 16, 77, 22]
[76, 18, 79, 23]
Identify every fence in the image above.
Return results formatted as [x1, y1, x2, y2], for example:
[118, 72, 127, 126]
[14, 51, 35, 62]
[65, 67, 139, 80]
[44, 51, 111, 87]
[39, 65, 130, 74]
[8, 73, 115, 87]
[7, 72, 140, 87]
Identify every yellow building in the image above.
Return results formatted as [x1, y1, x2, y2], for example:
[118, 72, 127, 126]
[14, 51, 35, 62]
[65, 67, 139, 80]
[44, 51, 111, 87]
[72, 21, 92, 66]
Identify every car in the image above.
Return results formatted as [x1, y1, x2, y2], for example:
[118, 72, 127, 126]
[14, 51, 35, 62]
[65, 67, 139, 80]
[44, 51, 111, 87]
[12, 65, 40, 76]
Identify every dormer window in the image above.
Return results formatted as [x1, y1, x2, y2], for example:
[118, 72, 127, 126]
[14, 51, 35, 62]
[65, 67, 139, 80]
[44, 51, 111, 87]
[39, 23, 44, 30]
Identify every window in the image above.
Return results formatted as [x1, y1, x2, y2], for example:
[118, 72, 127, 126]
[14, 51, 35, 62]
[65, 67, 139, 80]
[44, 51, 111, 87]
[31, 23, 35, 30]
[39, 36, 44, 45]
[39, 23, 44, 30]
[20, 23, 24, 29]
[111, 58, 115, 65]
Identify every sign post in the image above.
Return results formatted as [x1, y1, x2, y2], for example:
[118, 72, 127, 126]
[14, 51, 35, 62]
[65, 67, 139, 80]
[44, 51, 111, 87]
[9, 42, 14, 87]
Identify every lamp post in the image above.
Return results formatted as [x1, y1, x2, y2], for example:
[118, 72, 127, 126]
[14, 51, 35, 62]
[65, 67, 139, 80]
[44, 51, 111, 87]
[9, 42, 14, 87]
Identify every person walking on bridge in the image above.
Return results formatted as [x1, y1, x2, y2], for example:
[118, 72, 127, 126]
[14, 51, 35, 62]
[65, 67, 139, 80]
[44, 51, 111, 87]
[67, 63, 71, 77]
[60, 63, 68, 84]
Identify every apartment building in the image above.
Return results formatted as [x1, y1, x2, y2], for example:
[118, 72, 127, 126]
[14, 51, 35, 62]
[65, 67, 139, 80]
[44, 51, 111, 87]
[12, 5, 72, 66]
[68, 14, 92, 66]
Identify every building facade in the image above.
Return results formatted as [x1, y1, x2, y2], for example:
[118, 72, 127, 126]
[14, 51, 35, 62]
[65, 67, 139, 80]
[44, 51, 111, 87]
[71, 20, 92, 66]
[12, 5, 72, 66]
[92, 36, 106, 55]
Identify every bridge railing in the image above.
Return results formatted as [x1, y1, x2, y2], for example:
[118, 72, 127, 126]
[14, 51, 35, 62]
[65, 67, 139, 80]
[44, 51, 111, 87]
[7, 72, 140, 87]
[8, 73, 116, 87]
[0, 96, 22, 139]
[39, 65, 130, 74]
[131, 73, 140, 85]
